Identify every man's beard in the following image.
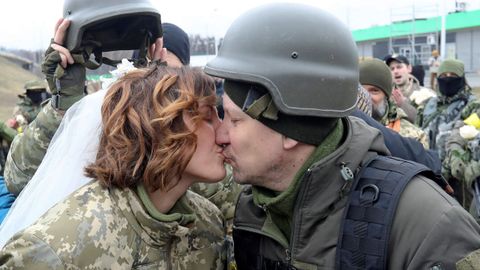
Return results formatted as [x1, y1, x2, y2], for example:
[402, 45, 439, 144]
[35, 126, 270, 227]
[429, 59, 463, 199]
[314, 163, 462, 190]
[372, 99, 388, 121]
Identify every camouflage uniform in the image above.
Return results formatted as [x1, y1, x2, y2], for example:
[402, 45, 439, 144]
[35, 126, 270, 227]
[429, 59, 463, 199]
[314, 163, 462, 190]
[417, 88, 476, 161]
[0, 122, 16, 176]
[11, 80, 50, 133]
[0, 180, 226, 269]
[444, 100, 480, 214]
[11, 96, 43, 133]
[458, 249, 480, 270]
[381, 101, 429, 148]
[190, 165, 243, 269]
[394, 74, 433, 123]
[3, 103, 63, 196]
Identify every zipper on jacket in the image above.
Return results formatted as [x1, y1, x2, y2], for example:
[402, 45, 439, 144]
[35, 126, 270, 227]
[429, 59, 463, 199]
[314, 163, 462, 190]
[287, 168, 312, 266]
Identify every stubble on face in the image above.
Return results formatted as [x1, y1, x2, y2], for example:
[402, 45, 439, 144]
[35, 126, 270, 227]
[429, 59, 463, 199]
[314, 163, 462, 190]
[371, 98, 388, 121]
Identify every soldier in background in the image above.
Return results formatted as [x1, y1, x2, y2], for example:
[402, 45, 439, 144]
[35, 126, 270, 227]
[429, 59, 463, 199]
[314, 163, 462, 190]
[444, 100, 480, 213]
[418, 59, 477, 207]
[386, 55, 436, 123]
[0, 122, 16, 176]
[428, 50, 441, 90]
[8, 80, 50, 133]
[359, 58, 429, 148]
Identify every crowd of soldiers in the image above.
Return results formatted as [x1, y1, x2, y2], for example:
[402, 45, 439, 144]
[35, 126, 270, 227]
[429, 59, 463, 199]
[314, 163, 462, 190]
[1, 1, 480, 269]
[359, 53, 480, 220]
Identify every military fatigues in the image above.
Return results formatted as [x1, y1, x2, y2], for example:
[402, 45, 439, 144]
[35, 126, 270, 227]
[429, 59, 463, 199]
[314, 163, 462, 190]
[0, 180, 226, 269]
[11, 96, 43, 133]
[417, 88, 477, 161]
[394, 75, 432, 123]
[381, 102, 429, 148]
[233, 117, 480, 269]
[190, 165, 243, 269]
[4, 103, 63, 196]
[0, 123, 16, 176]
[444, 100, 480, 214]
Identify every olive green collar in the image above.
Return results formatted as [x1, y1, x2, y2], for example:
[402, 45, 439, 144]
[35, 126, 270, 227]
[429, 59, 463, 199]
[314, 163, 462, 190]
[136, 184, 196, 225]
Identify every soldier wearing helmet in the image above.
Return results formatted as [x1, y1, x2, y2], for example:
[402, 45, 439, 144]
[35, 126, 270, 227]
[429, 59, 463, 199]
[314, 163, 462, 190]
[359, 58, 429, 148]
[205, 3, 480, 269]
[8, 80, 50, 133]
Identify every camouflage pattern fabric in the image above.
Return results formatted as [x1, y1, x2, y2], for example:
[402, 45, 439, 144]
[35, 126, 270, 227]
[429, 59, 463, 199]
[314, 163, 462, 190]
[457, 249, 480, 270]
[395, 74, 423, 101]
[417, 90, 476, 159]
[0, 122, 16, 176]
[382, 102, 429, 148]
[3, 103, 63, 196]
[356, 84, 372, 117]
[11, 96, 42, 133]
[0, 122, 16, 144]
[444, 102, 480, 215]
[190, 164, 243, 270]
[0, 181, 226, 269]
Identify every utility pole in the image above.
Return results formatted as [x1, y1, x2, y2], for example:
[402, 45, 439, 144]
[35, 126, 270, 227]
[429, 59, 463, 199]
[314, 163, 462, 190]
[440, 0, 447, 60]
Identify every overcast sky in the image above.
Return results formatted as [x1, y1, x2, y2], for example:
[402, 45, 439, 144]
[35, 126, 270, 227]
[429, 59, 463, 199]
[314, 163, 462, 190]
[1, 0, 478, 51]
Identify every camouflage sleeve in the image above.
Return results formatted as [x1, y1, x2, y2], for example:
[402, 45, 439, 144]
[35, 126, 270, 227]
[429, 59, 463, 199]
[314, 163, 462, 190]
[0, 232, 65, 270]
[443, 123, 469, 180]
[461, 100, 480, 119]
[0, 122, 16, 143]
[190, 164, 243, 221]
[457, 249, 480, 270]
[3, 103, 63, 196]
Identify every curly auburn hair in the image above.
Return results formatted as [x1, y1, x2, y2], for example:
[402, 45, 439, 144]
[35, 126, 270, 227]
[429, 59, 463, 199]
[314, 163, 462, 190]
[84, 65, 217, 192]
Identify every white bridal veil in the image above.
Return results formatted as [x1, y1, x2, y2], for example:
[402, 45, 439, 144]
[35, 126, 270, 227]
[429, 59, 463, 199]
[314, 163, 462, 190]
[0, 89, 106, 247]
[0, 60, 137, 248]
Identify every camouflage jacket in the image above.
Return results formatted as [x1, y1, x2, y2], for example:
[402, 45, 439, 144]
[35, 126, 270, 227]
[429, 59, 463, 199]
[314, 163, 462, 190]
[381, 102, 429, 148]
[417, 90, 476, 160]
[0, 181, 226, 269]
[443, 101, 480, 211]
[393, 75, 425, 123]
[12, 96, 42, 132]
[4, 103, 63, 196]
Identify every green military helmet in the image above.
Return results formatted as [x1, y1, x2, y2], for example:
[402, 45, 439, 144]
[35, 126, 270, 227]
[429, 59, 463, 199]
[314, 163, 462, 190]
[359, 58, 393, 98]
[63, 0, 162, 53]
[204, 3, 358, 118]
[24, 80, 48, 92]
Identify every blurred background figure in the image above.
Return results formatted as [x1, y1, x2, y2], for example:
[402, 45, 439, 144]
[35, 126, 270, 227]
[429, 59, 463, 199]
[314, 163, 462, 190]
[411, 64, 425, 87]
[428, 50, 441, 90]
[360, 58, 429, 148]
[7, 80, 50, 133]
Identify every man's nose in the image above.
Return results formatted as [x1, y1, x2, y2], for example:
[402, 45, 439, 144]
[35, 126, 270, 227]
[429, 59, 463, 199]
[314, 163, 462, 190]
[215, 121, 230, 146]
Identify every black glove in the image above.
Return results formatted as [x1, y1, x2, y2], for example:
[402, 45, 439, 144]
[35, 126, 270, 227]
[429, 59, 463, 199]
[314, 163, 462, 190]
[41, 41, 86, 111]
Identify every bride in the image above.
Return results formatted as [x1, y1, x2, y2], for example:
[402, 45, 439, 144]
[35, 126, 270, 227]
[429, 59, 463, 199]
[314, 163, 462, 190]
[0, 49, 228, 269]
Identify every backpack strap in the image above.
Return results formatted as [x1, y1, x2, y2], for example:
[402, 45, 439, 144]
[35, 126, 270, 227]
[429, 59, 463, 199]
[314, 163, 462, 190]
[336, 155, 434, 270]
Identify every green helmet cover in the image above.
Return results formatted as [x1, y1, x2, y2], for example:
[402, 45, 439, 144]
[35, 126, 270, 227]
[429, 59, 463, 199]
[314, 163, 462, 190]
[63, 0, 162, 53]
[359, 58, 393, 98]
[24, 80, 48, 91]
[205, 3, 358, 118]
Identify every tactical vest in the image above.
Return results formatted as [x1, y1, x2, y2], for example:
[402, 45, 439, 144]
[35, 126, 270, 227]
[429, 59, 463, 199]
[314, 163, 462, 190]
[422, 94, 474, 159]
[233, 155, 439, 270]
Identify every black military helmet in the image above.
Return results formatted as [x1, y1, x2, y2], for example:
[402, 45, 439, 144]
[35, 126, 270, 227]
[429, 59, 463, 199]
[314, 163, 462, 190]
[205, 3, 358, 118]
[63, 0, 162, 53]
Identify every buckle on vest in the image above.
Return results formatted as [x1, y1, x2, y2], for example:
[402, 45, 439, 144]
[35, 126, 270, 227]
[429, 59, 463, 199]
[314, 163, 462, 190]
[359, 184, 379, 204]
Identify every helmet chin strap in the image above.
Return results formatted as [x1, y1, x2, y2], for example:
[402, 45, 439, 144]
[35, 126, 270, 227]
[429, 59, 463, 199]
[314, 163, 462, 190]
[75, 30, 153, 70]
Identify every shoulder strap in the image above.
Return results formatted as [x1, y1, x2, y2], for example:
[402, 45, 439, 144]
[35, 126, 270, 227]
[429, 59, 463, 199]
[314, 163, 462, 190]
[335, 155, 433, 270]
